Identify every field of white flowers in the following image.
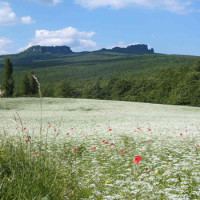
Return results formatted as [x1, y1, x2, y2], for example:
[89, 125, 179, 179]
[0, 98, 200, 199]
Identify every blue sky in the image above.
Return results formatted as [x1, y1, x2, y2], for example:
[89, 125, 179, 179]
[0, 0, 200, 55]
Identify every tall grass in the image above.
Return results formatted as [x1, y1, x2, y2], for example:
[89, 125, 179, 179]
[1, 127, 200, 199]
[0, 131, 79, 199]
[0, 127, 141, 199]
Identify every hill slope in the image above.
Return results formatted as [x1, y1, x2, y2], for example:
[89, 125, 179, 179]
[96, 44, 154, 54]
[0, 45, 199, 89]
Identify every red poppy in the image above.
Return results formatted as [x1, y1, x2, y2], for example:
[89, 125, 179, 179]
[148, 128, 151, 132]
[24, 127, 26, 131]
[73, 148, 77, 152]
[133, 156, 142, 164]
[110, 143, 114, 146]
[120, 150, 127, 154]
[102, 140, 105, 143]
[180, 133, 183, 136]
[105, 142, 109, 144]
[66, 133, 70, 136]
[48, 125, 51, 128]
[109, 129, 112, 131]
[25, 139, 30, 142]
[93, 147, 97, 150]
[34, 152, 39, 155]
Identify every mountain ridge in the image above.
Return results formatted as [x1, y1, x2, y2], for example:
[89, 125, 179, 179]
[96, 44, 154, 54]
[8, 44, 155, 56]
[22, 45, 73, 55]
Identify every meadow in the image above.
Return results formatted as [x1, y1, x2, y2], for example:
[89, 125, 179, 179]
[0, 98, 200, 199]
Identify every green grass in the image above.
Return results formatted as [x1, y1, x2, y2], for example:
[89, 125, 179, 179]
[0, 132, 82, 199]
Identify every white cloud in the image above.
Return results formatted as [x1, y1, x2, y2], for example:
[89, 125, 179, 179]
[21, 16, 35, 24]
[0, 2, 18, 25]
[75, 0, 196, 14]
[0, 2, 35, 25]
[22, 27, 98, 52]
[0, 37, 13, 55]
[26, 0, 62, 5]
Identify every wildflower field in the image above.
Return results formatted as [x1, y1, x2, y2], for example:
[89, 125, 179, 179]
[0, 98, 200, 200]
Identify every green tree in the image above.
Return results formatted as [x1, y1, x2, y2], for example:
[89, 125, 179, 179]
[111, 78, 132, 99]
[20, 72, 38, 96]
[194, 60, 200, 72]
[42, 83, 55, 97]
[83, 81, 103, 99]
[3, 58, 14, 97]
[54, 80, 75, 97]
[29, 71, 38, 95]
[21, 74, 30, 95]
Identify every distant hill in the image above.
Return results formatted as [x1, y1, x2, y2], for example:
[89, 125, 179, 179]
[0, 44, 155, 66]
[22, 45, 73, 55]
[19, 44, 154, 56]
[0, 44, 200, 90]
[97, 44, 154, 54]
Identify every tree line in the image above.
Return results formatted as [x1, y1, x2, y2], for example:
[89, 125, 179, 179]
[1, 57, 200, 107]
[0, 58, 38, 97]
[40, 60, 200, 107]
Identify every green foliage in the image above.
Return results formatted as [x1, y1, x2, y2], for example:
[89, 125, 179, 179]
[41, 83, 55, 97]
[3, 58, 14, 97]
[26, 59, 200, 107]
[54, 80, 76, 98]
[20, 72, 38, 96]
[0, 52, 199, 90]
[82, 60, 200, 106]
[112, 79, 132, 99]
[170, 71, 200, 106]
[82, 81, 104, 99]
[29, 71, 38, 95]
[193, 60, 200, 72]
[21, 74, 30, 95]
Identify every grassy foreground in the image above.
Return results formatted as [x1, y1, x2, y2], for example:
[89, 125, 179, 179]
[0, 98, 200, 199]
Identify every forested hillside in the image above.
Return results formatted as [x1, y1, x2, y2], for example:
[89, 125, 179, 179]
[0, 52, 199, 87]
[0, 45, 200, 106]
[39, 61, 200, 107]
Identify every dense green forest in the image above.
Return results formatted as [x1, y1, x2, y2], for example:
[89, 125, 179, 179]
[0, 52, 199, 88]
[39, 60, 200, 106]
[1, 47, 200, 106]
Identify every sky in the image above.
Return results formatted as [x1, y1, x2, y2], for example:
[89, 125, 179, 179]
[0, 0, 200, 55]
